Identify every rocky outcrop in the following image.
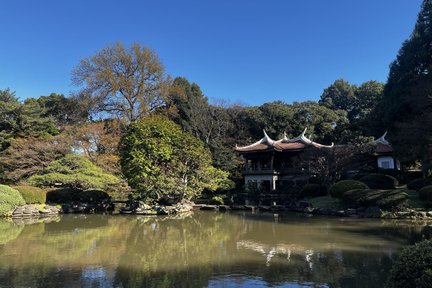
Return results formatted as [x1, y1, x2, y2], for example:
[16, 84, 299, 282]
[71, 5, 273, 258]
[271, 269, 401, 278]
[120, 199, 194, 215]
[12, 205, 60, 218]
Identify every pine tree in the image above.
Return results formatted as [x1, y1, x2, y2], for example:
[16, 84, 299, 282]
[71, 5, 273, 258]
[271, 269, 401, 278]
[382, 0, 432, 175]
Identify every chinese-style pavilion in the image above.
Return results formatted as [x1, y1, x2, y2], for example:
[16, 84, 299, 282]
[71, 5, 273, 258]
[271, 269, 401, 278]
[235, 128, 334, 195]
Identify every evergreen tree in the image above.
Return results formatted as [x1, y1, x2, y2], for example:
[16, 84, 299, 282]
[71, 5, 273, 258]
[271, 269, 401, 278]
[0, 89, 20, 151]
[382, 0, 432, 175]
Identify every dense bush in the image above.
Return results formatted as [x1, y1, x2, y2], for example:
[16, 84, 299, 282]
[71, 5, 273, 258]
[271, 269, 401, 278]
[28, 154, 120, 190]
[359, 174, 398, 189]
[45, 188, 110, 204]
[419, 185, 432, 205]
[301, 184, 327, 198]
[349, 173, 368, 181]
[386, 239, 432, 288]
[0, 185, 25, 216]
[210, 196, 224, 205]
[46, 188, 81, 204]
[343, 189, 409, 210]
[13, 185, 46, 204]
[407, 178, 432, 191]
[329, 180, 369, 198]
[308, 176, 324, 184]
[120, 117, 233, 201]
[77, 190, 110, 203]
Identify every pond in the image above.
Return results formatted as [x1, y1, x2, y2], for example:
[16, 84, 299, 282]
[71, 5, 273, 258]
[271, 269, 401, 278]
[0, 211, 431, 288]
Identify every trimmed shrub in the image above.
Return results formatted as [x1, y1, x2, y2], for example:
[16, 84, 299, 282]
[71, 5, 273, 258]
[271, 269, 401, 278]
[0, 185, 25, 217]
[46, 188, 110, 204]
[13, 185, 46, 204]
[350, 173, 368, 180]
[77, 190, 110, 203]
[407, 178, 432, 191]
[308, 176, 324, 184]
[386, 239, 432, 288]
[46, 188, 81, 204]
[359, 174, 398, 189]
[28, 154, 120, 190]
[343, 189, 410, 210]
[301, 184, 327, 198]
[329, 180, 369, 199]
[419, 185, 432, 205]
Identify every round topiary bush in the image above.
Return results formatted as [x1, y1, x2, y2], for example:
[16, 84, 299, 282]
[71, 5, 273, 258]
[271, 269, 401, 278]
[301, 184, 327, 198]
[0, 185, 25, 217]
[419, 185, 432, 205]
[329, 180, 369, 199]
[359, 174, 399, 189]
[386, 239, 432, 288]
[13, 185, 47, 204]
[407, 178, 432, 191]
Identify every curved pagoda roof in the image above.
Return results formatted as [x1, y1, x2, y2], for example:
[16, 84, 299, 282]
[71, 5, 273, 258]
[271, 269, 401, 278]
[235, 128, 334, 153]
[374, 132, 394, 154]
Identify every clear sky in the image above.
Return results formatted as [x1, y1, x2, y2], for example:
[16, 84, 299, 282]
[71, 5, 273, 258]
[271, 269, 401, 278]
[0, 0, 423, 106]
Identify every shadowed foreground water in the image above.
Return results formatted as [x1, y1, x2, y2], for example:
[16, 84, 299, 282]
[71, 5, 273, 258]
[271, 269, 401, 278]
[0, 212, 431, 288]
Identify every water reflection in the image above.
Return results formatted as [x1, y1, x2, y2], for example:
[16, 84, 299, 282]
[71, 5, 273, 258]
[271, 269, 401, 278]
[0, 212, 430, 287]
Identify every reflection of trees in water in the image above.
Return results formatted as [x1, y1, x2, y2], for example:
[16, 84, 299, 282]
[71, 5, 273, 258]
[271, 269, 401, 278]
[0, 215, 134, 287]
[114, 212, 243, 288]
[0, 213, 431, 288]
[0, 220, 24, 245]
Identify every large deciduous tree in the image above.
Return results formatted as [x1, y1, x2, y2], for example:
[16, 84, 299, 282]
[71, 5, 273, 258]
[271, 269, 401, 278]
[72, 42, 170, 122]
[382, 0, 432, 175]
[120, 116, 232, 202]
[0, 135, 71, 183]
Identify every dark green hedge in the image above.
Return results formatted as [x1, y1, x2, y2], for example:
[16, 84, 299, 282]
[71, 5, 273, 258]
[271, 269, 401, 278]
[343, 189, 409, 210]
[407, 178, 432, 191]
[359, 174, 398, 189]
[419, 185, 432, 205]
[46, 188, 110, 204]
[329, 180, 369, 198]
[386, 239, 432, 288]
[302, 184, 327, 198]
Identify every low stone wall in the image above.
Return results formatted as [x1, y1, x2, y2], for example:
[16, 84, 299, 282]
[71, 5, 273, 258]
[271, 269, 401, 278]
[195, 204, 432, 220]
[12, 205, 60, 218]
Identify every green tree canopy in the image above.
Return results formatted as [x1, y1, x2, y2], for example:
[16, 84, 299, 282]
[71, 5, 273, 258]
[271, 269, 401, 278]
[37, 93, 89, 125]
[381, 0, 432, 173]
[120, 116, 232, 201]
[168, 77, 209, 140]
[319, 79, 356, 115]
[0, 89, 20, 151]
[18, 98, 58, 137]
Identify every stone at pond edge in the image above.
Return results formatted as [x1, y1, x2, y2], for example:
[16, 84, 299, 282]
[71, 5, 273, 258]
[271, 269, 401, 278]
[361, 206, 383, 218]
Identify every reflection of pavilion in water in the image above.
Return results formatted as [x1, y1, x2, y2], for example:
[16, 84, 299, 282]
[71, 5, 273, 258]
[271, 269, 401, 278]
[236, 240, 342, 269]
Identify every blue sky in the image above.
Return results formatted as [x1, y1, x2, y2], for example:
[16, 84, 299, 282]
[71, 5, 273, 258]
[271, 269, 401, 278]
[0, 0, 423, 106]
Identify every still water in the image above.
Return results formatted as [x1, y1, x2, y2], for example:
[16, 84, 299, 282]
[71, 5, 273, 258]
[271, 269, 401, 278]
[0, 211, 431, 288]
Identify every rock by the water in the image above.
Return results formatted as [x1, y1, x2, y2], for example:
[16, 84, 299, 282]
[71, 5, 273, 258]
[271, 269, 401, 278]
[363, 206, 383, 218]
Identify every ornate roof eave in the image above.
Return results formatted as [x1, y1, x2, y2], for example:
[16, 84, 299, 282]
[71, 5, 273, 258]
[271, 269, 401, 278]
[374, 131, 390, 145]
[235, 130, 275, 151]
[280, 128, 334, 148]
